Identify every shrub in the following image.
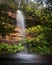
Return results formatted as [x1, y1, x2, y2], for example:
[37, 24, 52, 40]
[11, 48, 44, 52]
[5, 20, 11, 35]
[0, 43, 24, 54]
[24, 38, 52, 54]
[30, 45, 52, 54]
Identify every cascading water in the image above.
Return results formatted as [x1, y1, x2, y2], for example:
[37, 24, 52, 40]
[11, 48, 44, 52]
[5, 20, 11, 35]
[16, 10, 28, 53]
[16, 10, 25, 38]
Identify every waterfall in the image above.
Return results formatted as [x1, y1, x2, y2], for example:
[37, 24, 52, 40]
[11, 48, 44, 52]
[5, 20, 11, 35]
[16, 10, 28, 53]
[16, 10, 25, 38]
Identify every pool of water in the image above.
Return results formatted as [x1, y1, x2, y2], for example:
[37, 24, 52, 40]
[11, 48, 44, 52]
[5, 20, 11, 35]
[0, 51, 52, 63]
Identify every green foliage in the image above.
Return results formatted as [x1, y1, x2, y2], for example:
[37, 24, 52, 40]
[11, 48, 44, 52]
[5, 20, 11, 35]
[25, 38, 52, 54]
[0, 43, 24, 54]
[35, 8, 52, 26]
[31, 46, 52, 54]
[24, 5, 33, 13]
[26, 25, 52, 54]
[27, 25, 44, 33]
[27, 25, 48, 37]
[23, 2, 52, 27]
[0, 0, 17, 10]
[27, 25, 52, 44]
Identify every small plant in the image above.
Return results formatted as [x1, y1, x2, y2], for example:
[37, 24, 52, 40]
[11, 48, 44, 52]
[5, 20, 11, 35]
[0, 43, 24, 54]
